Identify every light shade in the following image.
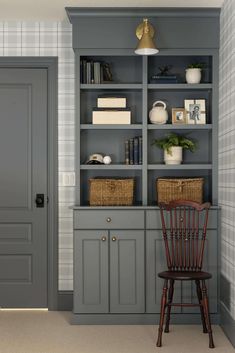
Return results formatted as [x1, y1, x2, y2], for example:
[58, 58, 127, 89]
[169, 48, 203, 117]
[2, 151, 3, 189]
[135, 18, 159, 56]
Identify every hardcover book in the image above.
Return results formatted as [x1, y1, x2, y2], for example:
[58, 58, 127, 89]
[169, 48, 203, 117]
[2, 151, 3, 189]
[133, 137, 139, 165]
[129, 138, 134, 165]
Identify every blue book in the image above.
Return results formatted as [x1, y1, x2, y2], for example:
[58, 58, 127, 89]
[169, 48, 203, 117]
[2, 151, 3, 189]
[134, 137, 139, 165]
[138, 136, 142, 165]
[129, 138, 134, 165]
[125, 140, 130, 165]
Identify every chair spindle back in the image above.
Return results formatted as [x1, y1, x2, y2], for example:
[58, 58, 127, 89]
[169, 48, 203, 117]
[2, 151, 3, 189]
[159, 200, 211, 271]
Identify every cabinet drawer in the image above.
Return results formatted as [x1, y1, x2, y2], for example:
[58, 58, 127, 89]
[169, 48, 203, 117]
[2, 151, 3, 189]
[146, 209, 218, 230]
[74, 210, 145, 229]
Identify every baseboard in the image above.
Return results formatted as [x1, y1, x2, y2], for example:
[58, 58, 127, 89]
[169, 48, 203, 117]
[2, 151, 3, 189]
[57, 291, 73, 311]
[220, 302, 235, 348]
[71, 313, 220, 325]
[57, 291, 220, 326]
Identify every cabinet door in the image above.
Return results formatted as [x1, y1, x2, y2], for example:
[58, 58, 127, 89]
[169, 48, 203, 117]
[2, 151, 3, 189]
[146, 231, 181, 313]
[146, 230, 217, 314]
[182, 230, 218, 314]
[110, 230, 145, 313]
[74, 230, 109, 313]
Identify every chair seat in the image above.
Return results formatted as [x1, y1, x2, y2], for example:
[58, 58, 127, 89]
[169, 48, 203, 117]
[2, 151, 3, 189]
[158, 270, 212, 281]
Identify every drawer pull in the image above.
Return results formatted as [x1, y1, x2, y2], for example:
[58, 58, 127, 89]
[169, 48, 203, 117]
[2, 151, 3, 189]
[101, 236, 107, 242]
[106, 217, 112, 223]
[112, 236, 117, 242]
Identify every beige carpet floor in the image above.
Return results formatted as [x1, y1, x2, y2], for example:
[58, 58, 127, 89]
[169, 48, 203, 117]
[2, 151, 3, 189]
[0, 310, 234, 353]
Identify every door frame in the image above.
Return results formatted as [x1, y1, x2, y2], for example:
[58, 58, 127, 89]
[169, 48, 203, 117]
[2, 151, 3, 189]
[0, 57, 58, 310]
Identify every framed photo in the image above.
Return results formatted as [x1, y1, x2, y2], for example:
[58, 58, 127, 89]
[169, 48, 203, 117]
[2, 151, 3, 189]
[172, 108, 186, 124]
[184, 99, 206, 125]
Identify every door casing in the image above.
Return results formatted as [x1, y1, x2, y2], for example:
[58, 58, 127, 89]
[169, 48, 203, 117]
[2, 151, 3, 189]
[0, 57, 58, 310]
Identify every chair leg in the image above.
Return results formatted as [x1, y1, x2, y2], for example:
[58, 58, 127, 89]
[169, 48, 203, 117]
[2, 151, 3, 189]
[195, 280, 208, 333]
[164, 279, 175, 333]
[156, 279, 168, 347]
[201, 280, 215, 349]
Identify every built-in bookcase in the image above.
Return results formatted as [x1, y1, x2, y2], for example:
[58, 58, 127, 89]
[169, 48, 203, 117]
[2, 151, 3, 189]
[76, 51, 217, 206]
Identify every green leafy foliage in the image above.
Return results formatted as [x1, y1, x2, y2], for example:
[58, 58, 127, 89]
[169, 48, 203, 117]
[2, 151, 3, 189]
[152, 133, 197, 155]
[187, 62, 205, 69]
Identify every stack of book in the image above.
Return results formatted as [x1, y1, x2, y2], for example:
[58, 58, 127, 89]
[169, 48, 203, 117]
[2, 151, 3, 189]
[150, 75, 178, 84]
[92, 96, 131, 125]
[125, 136, 142, 165]
[80, 60, 113, 84]
[80, 60, 101, 84]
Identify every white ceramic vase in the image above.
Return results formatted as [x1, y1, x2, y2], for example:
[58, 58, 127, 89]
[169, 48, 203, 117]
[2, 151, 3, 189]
[164, 147, 183, 165]
[185, 68, 202, 84]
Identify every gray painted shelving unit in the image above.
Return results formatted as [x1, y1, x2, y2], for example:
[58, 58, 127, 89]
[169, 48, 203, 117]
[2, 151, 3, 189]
[76, 50, 218, 206]
[66, 7, 220, 324]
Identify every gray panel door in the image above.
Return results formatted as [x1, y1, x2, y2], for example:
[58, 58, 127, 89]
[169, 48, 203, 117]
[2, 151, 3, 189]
[74, 230, 109, 313]
[110, 230, 145, 313]
[0, 68, 48, 307]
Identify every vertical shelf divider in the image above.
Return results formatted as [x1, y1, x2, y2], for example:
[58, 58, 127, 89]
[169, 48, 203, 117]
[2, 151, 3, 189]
[75, 50, 81, 205]
[142, 56, 148, 206]
[212, 51, 219, 205]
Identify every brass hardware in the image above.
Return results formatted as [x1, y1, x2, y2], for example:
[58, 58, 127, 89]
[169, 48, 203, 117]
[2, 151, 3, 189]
[112, 236, 117, 242]
[136, 19, 155, 40]
[101, 236, 106, 242]
[106, 217, 111, 223]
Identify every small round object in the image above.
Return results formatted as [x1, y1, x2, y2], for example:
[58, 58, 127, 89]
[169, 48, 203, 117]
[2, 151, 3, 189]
[112, 236, 117, 242]
[106, 217, 111, 223]
[103, 155, 112, 165]
[101, 236, 106, 242]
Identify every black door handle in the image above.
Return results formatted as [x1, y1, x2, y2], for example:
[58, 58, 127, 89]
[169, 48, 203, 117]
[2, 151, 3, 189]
[35, 194, 44, 208]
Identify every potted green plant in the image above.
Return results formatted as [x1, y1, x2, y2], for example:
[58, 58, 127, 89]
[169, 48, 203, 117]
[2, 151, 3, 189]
[186, 63, 205, 84]
[152, 133, 196, 165]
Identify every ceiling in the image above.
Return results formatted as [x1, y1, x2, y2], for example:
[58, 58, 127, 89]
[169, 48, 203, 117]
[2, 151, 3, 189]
[0, 0, 223, 21]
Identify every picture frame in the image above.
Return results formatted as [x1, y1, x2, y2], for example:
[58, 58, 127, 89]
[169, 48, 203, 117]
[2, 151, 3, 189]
[172, 108, 187, 124]
[184, 99, 206, 125]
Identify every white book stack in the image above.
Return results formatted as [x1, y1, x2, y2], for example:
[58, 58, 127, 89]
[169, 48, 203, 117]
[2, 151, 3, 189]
[92, 96, 131, 124]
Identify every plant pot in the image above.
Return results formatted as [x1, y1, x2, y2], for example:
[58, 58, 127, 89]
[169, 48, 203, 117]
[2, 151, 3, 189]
[164, 147, 183, 165]
[185, 68, 202, 84]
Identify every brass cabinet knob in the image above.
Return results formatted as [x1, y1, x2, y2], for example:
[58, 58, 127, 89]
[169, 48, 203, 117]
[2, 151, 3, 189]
[106, 217, 111, 223]
[112, 236, 117, 242]
[101, 236, 106, 241]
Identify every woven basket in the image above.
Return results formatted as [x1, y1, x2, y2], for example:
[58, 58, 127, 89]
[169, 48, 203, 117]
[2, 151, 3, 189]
[89, 178, 135, 206]
[157, 178, 204, 204]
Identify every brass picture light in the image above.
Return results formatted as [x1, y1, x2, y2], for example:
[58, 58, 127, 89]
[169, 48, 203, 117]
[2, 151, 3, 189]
[135, 18, 159, 55]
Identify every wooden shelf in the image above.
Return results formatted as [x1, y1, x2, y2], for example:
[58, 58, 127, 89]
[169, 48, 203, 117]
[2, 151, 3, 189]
[81, 124, 143, 130]
[148, 164, 212, 170]
[81, 164, 143, 170]
[80, 84, 142, 90]
[148, 124, 212, 130]
[148, 83, 212, 90]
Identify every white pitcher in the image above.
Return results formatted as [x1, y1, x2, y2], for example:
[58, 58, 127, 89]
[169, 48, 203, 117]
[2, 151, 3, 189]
[149, 100, 168, 124]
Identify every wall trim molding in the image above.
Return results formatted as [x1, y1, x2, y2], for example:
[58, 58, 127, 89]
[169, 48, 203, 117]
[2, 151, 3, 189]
[66, 7, 220, 21]
[71, 313, 220, 325]
[0, 57, 58, 310]
[58, 291, 73, 311]
[220, 302, 235, 348]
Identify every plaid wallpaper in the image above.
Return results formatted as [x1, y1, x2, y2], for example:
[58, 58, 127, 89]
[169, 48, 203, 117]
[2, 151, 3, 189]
[219, 0, 235, 319]
[0, 14, 234, 299]
[0, 21, 75, 291]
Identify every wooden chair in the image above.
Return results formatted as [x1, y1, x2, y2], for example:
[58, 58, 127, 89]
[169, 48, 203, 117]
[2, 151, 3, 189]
[156, 200, 214, 349]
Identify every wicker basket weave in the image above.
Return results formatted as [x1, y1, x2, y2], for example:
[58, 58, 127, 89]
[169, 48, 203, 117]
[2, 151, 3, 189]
[157, 178, 204, 204]
[89, 178, 134, 206]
